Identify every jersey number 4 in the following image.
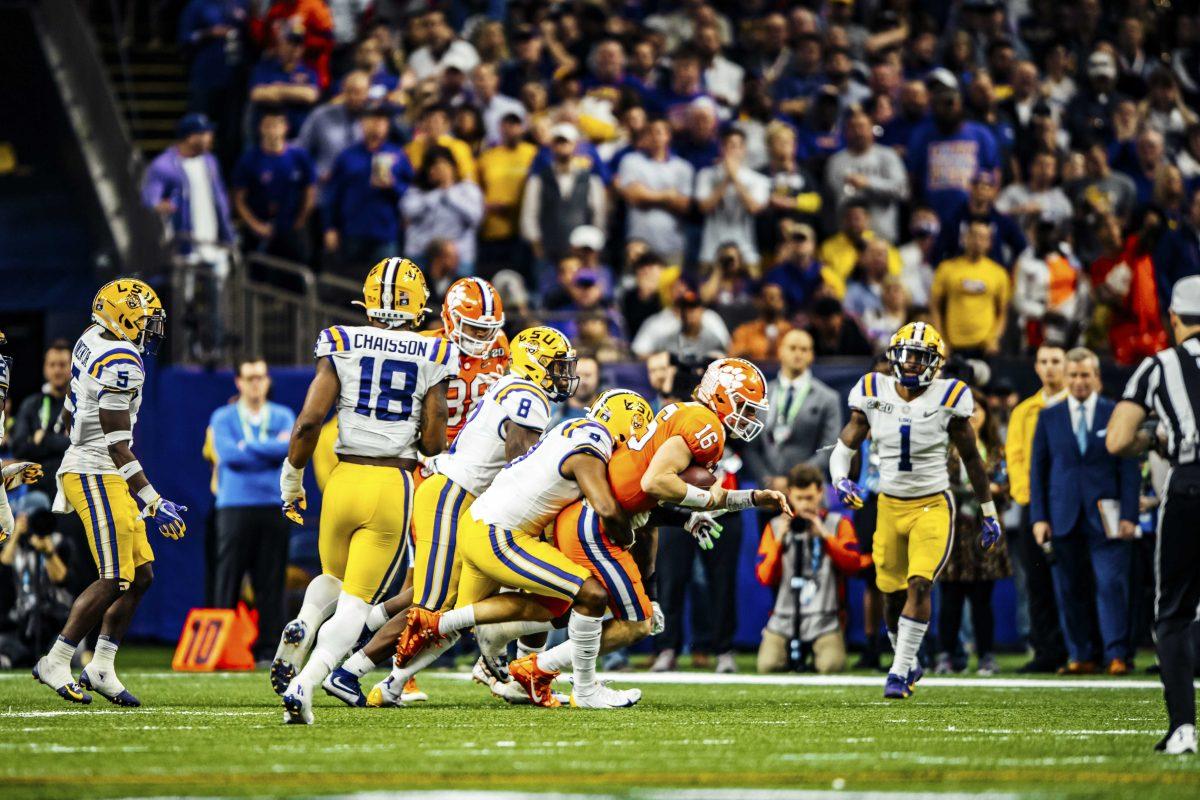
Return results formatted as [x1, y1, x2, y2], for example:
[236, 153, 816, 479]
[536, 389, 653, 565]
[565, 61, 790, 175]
[355, 357, 418, 421]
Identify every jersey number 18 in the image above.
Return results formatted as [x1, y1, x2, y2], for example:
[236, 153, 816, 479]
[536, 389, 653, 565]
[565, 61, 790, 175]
[355, 357, 418, 421]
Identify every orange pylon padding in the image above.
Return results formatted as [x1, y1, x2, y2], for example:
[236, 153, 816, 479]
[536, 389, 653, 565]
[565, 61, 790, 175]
[172, 604, 259, 671]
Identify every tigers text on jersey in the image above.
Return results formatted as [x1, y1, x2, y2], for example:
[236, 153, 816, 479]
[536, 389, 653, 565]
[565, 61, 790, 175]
[58, 325, 146, 476]
[316, 325, 458, 460]
[609, 401, 725, 513]
[422, 328, 509, 442]
[470, 418, 615, 533]
[434, 373, 552, 497]
[848, 372, 973, 498]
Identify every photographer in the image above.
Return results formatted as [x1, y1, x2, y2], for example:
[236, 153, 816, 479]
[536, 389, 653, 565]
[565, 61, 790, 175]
[756, 464, 869, 674]
[0, 492, 73, 668]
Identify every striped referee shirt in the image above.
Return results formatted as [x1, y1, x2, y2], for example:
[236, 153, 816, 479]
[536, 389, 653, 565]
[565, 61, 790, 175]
[1122, 337, 1200, 466]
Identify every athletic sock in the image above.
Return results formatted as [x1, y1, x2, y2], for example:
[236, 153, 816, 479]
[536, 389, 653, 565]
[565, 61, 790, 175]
[537, 640, 573, 673]
[365, 603, 391, 632]
[296, 574, 342, 634]
[567, 611, 604, 695]
[476, 620, 553, 657]
[340, 650, 377, 679]
[887, 631, 898, 652]
[45, 635, 78, 674]
[438, 606, 475, 635]
[889, 616, 929, 678]
[88, 636, 122, 685]
[296, 592, 369, 689]
[388, 632, 460, 686]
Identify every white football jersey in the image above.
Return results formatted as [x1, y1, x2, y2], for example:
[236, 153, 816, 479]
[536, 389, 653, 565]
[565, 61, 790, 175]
[434, 373, 553, 497]
[58, 325, 147, 476]
[315, 325, 458, 460]
[848, 372, 973, 498]
[470, 418, 614, 533]
[0, 349, 9, 434]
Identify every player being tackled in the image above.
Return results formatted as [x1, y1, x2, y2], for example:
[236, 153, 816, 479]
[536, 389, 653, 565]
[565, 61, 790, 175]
[830, 323, 1001, 699]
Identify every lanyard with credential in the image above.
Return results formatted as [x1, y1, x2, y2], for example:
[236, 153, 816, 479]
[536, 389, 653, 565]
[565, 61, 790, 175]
[236, 403, 270, 444]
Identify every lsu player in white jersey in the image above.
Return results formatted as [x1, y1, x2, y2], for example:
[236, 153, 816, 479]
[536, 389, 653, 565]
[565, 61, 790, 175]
[0, 330, 45, 544]
[273, 257, 456, 725]
[829, 322, 1001, 699]
[394, 393, 653, 709]
[33, 280, 187, 707]
[321, 326, 574, 708]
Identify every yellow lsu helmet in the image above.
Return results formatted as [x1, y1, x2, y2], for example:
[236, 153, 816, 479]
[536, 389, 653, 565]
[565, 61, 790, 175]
[509, 326, 579, 402]
[354, 257, 430, 328]
[887, 321, 946, 388]
[587, 388, 654, 445]
[92, 278, 166, 354]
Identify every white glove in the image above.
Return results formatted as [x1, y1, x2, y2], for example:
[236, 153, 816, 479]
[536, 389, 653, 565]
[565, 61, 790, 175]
[650, 600, 665, 636]
[280, 460, 306, 525]
[0, 493, 14, 544]
[685, 511, 724, 550]
[2, 461, 43, 490]
[630, 510, 651, 531]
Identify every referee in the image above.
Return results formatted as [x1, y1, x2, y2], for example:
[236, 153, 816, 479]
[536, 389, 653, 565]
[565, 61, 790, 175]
[1107, 275, 1200, 756]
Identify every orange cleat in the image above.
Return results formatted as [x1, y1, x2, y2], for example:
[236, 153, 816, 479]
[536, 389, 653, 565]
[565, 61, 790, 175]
[395, 607, 445, 666]
[509, 653, 561, 708]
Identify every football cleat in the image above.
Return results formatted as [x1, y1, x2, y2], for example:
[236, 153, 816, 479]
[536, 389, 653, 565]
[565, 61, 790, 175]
[282, 681, 314, 725]
[472, 656, 496, 688]
[400, 677, 427, 703]
[508, 653, 561, 708]
[907, 662, 924, 691]
[570, 683, 642, 709]
[270, 619, 312, 696]
[79, 666, 140, 707]
[1156, 724, 1197, 755]
[395, 607, 445, 665]
[479, 651, 511, 683]
[32, 659, 91, 705]
[884, 673, 913, 699]
[365, 675, 405, 708]
[322, 668, 366, 708]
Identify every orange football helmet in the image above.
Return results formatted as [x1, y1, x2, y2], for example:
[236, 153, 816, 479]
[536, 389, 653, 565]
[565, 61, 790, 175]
[441, 277, 505, 358]
[694, 357, 769, 441]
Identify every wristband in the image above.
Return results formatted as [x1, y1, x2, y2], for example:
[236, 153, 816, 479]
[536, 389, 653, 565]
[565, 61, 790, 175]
[280, 459, 305, 492]
[104, 429, 133, 446]
[117, 460, 143, 480]
[981, 500, 998, 518]
[679, 483, 714, 509]
[724, 489, 755, 512]
[829, 440, 856, 483]
[137, 484, 161, 508]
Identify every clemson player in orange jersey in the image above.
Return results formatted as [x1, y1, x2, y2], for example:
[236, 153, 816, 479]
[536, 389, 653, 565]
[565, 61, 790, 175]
[479, 359, 793, 706]
[321, 277, 508, 707]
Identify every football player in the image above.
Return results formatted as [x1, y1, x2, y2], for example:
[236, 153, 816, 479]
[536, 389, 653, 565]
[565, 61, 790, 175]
[273, 257, 455, 724]
[33, 280, 186, 706]
[323, 325, 569, 708]
[829, 323, 1001, 699]
[491, 359, 792, 705]
[0, 330, 45, 544]
[393, 392, 651, 709]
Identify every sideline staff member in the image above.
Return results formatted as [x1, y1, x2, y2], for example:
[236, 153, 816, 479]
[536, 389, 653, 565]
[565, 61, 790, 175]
[1108, 275, 1200, 756]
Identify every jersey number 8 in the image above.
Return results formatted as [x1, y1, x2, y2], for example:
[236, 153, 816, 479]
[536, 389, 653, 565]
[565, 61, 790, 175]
[355, 356, 418, 421]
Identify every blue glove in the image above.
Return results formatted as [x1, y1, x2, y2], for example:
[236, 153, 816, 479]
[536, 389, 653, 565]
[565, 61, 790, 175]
[835, 478, 865, 510]
[980, 515, 1002, 550]
[144, 496, 188, 540]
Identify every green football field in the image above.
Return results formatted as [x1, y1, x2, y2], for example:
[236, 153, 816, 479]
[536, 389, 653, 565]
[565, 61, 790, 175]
[1, 647, 1197, 800]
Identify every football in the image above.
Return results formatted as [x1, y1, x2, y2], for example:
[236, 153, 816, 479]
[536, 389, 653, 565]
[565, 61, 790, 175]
[679, 464, 716, 489]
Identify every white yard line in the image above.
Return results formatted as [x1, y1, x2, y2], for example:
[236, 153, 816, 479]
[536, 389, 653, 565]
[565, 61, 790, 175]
[121, 792, 1021, 800]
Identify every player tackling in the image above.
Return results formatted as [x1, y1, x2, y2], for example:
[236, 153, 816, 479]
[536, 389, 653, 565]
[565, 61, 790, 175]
[829, 323, 1001, 699]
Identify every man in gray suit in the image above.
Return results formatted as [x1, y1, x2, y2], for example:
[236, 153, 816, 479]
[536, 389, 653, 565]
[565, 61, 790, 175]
[743, 329, 843, 492]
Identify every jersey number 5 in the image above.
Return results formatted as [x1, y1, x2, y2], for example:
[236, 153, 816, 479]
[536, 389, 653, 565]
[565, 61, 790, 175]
[355, 357, 418, 421]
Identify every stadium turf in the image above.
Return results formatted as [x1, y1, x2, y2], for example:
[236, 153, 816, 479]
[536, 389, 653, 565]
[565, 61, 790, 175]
[1, 648, 1197, 799]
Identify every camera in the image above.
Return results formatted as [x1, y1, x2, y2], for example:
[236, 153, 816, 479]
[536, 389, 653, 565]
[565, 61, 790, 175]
[788, 516, 812, 535]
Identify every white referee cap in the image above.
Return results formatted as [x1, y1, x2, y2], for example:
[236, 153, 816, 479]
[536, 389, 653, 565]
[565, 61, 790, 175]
[1170, 275, 1200, 316]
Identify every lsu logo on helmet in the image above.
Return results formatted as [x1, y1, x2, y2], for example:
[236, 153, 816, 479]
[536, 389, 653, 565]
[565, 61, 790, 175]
[587, 389, 653, 444]
[695, 357, 768, 441]
[356, 257, 430, 328]
[510, 326, 579, 402]
[91, 279, 166, 354]
[886, 321, 946, 388]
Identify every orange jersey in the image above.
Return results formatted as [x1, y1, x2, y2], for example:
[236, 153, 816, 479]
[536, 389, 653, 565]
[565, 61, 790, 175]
[422, 329, 510, 442]
[608, 401, 726, 514]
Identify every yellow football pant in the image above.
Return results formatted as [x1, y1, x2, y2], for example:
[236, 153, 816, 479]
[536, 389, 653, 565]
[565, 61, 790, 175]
[873, 491, 956, 594]
[410, 472, 475, 611]
[319, 461, 413, 603]
[60, 472, 153, 589]
[456, 513, 590, 607]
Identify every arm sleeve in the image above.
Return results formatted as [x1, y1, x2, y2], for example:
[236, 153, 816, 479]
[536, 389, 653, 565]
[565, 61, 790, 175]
[426, 340, 461, 384]
[94, 359, 145, 411]
[823, 517, 865, 575]
[210, 410, 270, 470]
[1006, 402, 1030, 506]
[1121, 355, 1160, 411]
[755, 523, 782, 587]
[679, 410, 725, 468]
[1118, 452, 1141, 522]
[948, 380, 975, 419]
[313, 327, 344, 359]
[498, 386, 552, 432]
[846, 374, 870, 413]
[1029, 415, 1051, 525]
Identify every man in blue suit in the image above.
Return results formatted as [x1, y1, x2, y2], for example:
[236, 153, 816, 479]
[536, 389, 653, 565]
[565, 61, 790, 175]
[1031, 347, 1141, 676]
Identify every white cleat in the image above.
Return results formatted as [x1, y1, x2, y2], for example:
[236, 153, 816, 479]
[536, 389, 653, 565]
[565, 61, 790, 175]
[281, 680, 314, 725]
[400, 678, 428, 703]
[271, 619, 313, 696]
[472, 657, 496, 688]
[365, 675, 405, 708]
[1159, 724, 1197, 755]
[569, 683, 643, 709]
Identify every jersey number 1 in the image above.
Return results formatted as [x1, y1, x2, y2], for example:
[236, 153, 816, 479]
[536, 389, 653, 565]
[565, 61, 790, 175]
[898, 423, 912, 471]
[355, 357, 418, 421]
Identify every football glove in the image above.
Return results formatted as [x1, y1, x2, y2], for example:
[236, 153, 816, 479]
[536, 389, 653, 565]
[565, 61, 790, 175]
[650, 601, 665, 636]
[0, 494, 13, 544]
[2, 461, 43, 490]
[685, 511, 723, 550]
[980, 515, 1002, 551]
[835, 478, 865, 510]
[142, 495, 187, 540]
[280, 460, 306, 525]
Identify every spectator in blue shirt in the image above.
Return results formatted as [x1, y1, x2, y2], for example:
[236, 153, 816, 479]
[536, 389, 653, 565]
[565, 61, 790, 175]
[208, 357, 295, 663]
[323, 104, 413, 276]
[248, 26, 320, 138]
[908, 69, 1000, 222]
[764, 221, 825, 314]
[932, 172, 1028, 268]
[178, 0, 249, 168]
[231, 108, 316, 261]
